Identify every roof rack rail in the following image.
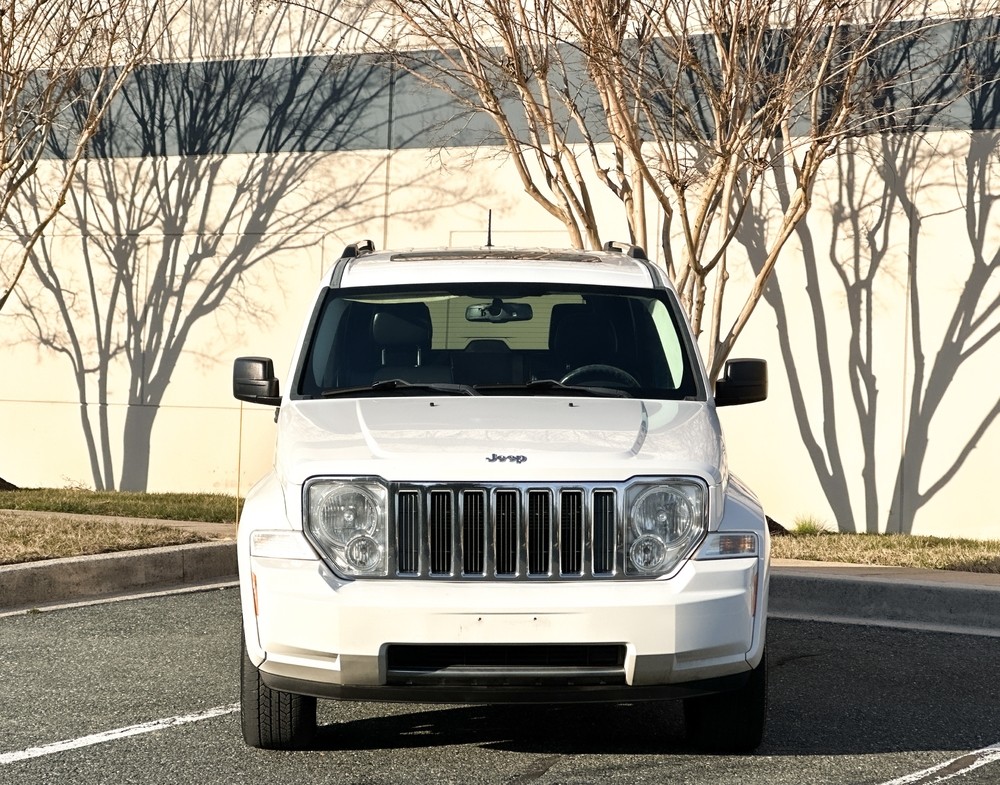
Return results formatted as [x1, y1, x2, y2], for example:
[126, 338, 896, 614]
[341, 240, 376, 259]
[602, 240, 648, 260]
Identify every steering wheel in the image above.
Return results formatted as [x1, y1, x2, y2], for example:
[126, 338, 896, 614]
[560, 364, 640, 389]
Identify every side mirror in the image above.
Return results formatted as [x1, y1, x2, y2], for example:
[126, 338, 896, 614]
[233, 356, 281, 406]
[715, 359, 767, 407]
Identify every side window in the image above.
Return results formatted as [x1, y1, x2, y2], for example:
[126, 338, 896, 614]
[650, 300, 685, 389]
[299, 298, 379, 393]
[299, 298, 348, 393]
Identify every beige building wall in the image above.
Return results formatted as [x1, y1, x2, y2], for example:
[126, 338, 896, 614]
[716, 132, 1000, 538]
[4, 134, 999, 539]
[2, 2, 998, 539]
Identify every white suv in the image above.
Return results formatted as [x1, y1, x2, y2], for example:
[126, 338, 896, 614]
[233, 241, 770, 753]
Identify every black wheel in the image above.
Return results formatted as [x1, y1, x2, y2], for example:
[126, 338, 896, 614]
[560, 364, 640, 389]
[683, 649, 767, 754]
[240, 630, 317, 750]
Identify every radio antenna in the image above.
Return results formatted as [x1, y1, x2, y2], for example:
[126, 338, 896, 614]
[486, 210, 493, 248]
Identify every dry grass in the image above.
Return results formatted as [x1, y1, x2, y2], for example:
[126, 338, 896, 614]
[771, 532, 1000, 573]
[0, 488, 240, 523]
[3, 489, 1000, 573]
[0, 513, 210, 566]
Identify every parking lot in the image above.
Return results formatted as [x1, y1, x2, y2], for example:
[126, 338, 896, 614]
[1, 587, 998, 784]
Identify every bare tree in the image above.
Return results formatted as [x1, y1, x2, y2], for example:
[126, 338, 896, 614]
[290, 0, 1000, 377]
[9, 0, 474, 491]
[754, 13, 1000, 533]
[14, 5, 372, 491]
[0, 0, 174, 312]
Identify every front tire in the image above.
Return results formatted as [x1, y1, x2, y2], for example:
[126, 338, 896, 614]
[240, 631, 317, 749]
[683, 648, 767, 754]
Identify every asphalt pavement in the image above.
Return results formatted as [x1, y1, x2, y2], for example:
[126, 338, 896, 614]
[8, 592, 998, 784]
[2, 510, 999, 637]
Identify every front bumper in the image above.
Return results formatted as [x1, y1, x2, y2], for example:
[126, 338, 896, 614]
[242, 551, 768, 704]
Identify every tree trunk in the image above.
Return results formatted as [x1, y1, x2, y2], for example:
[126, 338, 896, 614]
[117, 405, 157, 491]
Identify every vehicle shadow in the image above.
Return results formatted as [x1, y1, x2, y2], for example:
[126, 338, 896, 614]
[312, 700, 690, 755]
[304, 619, 1000, 757]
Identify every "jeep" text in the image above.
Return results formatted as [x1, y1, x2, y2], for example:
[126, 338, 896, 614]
[486, 453, 527, 464]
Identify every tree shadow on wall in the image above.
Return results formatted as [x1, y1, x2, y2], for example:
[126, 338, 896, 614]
[750, 17, 1000, 533]
[10, 10, 477, 491]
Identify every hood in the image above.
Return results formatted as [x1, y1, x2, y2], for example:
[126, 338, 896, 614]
[275, 396, 726, 486]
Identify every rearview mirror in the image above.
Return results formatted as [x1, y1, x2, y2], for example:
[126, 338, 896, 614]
[466, 298, 533, 323]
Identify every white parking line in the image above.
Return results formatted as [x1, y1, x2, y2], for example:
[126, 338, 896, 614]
[0, 581, 239, 619]
[879, 742, 1000, 785]
[0, 703, 239, 765]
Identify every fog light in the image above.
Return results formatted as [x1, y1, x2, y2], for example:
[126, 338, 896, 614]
[345, 535, 382, 572]
[629, 535, 667, 573]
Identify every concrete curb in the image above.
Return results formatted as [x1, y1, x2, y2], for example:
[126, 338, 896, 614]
[0, 541, 237, 611]
[3, 544, 1000, 638]
[769, 561, 1000, 637]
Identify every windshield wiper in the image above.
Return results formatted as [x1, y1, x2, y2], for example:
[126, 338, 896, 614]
[320, 379, 479, 397]
[474, 379, 631, 398]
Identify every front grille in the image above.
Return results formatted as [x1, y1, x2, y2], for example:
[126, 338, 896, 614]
[388, 644, 625, 670]
[392, 484, 619, 579]
[385, 644, 628, 687]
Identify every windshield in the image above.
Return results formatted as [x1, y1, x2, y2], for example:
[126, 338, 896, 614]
[294, 284, 703, 400]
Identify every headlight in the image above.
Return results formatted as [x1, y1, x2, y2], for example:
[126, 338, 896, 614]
[626, 481, 706, 575]
[304, 480, 388, 577]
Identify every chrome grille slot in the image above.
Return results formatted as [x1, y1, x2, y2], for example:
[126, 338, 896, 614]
[593, 490, 616, 575]
[527, 490, 550, 575]
[391, 484, 621, 580]
[429, 490, 452, 575]
[396, 490, 420, 575]
[462, 490, 486, 576]
[495, 490, 518, 576]
[559, 490, 583, 575]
